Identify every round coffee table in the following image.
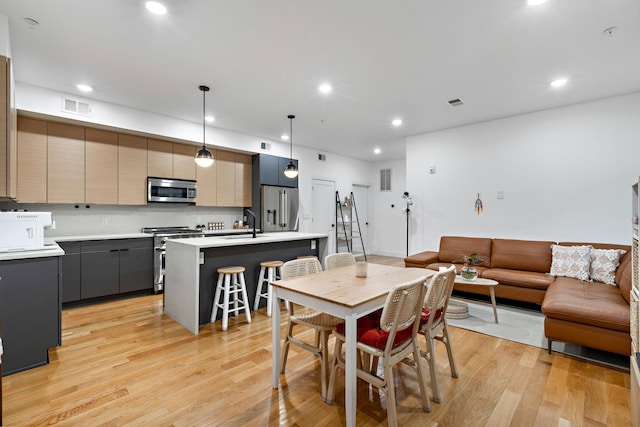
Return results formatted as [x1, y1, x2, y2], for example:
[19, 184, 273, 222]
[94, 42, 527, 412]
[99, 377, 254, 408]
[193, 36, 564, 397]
[451, 276, 499, 323]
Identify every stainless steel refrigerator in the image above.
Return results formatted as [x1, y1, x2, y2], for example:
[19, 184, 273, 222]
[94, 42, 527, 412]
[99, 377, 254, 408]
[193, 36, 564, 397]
[261, 185, 299, 232]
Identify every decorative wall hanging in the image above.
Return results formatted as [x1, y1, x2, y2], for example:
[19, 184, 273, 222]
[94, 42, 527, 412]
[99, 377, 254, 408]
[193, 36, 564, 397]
[475, 193, 483, 215]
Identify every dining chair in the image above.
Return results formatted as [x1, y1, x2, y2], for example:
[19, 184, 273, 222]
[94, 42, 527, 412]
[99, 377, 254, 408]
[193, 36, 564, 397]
[279, 257, 342, 400]
[326, 276, 431, 426]
[419, 265, 458, 403]
[324, 252, 356, 270]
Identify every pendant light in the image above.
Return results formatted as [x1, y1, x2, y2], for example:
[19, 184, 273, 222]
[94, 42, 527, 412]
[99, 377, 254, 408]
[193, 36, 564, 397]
[194, 85, 214, 167]
[283, 114, 299, 178]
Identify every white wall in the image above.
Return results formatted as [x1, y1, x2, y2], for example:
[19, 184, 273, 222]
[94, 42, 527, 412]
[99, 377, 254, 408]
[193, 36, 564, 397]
[406, 92, 640, 253]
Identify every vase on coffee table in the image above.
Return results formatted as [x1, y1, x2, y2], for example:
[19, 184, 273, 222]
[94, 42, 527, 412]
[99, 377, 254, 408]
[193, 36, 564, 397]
[461, 265, 478, 281]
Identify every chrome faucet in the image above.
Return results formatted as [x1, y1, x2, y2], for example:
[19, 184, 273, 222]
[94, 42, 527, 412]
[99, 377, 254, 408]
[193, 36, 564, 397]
[244, 209, 257, 238]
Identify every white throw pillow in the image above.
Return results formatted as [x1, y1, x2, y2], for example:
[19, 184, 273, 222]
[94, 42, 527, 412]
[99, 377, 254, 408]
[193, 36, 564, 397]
[590, 248, 626, 286]
[549, 245, 592, 282]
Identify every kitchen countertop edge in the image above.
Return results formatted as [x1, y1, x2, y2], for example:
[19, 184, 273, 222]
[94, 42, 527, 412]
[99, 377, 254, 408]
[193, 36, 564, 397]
[166, 232, 328, 249]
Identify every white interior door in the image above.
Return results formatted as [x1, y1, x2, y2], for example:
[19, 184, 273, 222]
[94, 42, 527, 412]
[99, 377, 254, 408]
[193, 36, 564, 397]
[352, 184, 369, 258]
[312, 179, 336, 254]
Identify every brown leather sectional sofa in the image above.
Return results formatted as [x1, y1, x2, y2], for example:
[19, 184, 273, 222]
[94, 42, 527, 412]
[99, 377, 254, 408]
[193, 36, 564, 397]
[404, 236, 632, 356]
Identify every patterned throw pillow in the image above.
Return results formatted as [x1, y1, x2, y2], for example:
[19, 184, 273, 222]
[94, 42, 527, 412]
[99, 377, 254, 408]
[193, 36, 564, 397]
[590, 248, 626, 286]
[549, 245, 592, 281]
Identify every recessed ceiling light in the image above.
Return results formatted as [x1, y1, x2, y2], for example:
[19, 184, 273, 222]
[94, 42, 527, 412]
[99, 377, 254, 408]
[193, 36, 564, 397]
[550, 78, 568, 88]
[145, 1, 167, 15]
[281, 135, 289, 141]
[205, 115, 215, 123]
[318, 83, 332, 94]
[527, 0, 547, 6]
[76, 84, 93, 92]
[391, 119, 402, 127]
[374, 148, 381, 154]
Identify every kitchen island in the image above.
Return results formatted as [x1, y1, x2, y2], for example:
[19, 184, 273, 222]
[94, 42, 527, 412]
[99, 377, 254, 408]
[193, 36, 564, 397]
[165, 232, 328, 334]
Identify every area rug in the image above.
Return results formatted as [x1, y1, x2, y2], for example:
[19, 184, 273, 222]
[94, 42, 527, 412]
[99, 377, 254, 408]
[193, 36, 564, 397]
[446, 298, 629, 371]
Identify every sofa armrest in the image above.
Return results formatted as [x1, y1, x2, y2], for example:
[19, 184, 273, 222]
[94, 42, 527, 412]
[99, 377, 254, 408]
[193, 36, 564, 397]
[404, 251, 439, 268]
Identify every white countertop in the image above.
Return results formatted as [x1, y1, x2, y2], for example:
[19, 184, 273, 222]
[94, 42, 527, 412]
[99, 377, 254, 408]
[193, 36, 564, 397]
[51, 233, 151, 242]
[167, 232, 328, 249]
[0, 243, 65, 261]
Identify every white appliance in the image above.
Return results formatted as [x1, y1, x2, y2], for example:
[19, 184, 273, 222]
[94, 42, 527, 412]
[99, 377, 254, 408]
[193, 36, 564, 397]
[0, 212, 53, 252]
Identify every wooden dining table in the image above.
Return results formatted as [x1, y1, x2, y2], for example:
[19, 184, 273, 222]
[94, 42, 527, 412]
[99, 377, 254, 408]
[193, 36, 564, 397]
[270, 263, 434, 427]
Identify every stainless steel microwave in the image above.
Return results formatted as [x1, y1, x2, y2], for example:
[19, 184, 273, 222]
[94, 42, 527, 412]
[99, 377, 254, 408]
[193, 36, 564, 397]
[147, 177, 197, 203]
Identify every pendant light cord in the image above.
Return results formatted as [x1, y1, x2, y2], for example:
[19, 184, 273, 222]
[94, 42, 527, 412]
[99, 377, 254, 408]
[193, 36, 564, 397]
[288, 114, 295, 160]
[202, 88, 206, 149]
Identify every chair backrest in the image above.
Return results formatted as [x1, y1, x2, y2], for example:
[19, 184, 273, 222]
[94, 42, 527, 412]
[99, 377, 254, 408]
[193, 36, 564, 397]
[281, 257, 323, 279]
[423, 265, 456, 329]
[378, 277, 428, 351]
[324, 252, 357, 270]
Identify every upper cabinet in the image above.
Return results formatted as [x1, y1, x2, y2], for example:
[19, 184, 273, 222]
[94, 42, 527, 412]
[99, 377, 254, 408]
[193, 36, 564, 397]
[235, 153, 252, 207]
[0, 55, 17, 200]
[16, 117, 47, 203]
[173, 143, 196, 180]
[47, 122, 85, 203]
[254, 153, 298, 188]
[196, 149, 218, 207]
[86, 128, 118, 204]
[147, 138, 173, 178]
[216, 150, 236, 206]
[14, 117, 251, 207]
[118, 134, 147, 205]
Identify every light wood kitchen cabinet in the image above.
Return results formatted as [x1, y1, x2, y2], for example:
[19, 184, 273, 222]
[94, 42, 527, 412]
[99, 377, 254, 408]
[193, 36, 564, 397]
[47, 122, 85, 203]
[0, 55, 17, 200]
[147, 138, 173, 178]
[216, 149, 236, 206]
[235, 153, 252, 207]
[173, 143, 196, 180]
[196, 149, 217, 206]
[16, 117, 47, 202]
[86, 128, 118, 204]
[118, 134, 147, 205]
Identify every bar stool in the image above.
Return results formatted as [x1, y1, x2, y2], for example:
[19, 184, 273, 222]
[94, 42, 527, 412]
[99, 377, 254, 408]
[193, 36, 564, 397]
[254, 260, 283, 317]
[210, 266, 252, 331]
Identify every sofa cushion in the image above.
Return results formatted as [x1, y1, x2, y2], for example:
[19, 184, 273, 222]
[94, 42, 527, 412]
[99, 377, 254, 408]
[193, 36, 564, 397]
[438, 236, 492, 267]
[549, 245, 592, 281]
[542, 277, 629, 333]
[618, 255, 633, 304]
[560, 242, 631, 284]
[590, 248, 626, 285]
[490, 238, 554, 273]
[404, 251, 438, 268]
[481, 268, 555, 290]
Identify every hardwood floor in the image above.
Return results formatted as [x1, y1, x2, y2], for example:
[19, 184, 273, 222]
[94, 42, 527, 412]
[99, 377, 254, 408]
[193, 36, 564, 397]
[2, 256, 631, 426]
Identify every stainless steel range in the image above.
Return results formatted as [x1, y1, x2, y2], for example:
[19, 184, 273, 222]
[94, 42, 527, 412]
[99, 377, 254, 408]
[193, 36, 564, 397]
[142, 226, 205, 293]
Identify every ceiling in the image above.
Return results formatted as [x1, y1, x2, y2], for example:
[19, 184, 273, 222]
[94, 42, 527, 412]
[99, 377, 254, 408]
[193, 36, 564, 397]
[0, 0, 639, 161]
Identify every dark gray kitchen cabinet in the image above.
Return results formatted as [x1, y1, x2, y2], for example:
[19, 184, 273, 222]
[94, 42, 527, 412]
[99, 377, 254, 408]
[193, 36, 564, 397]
[118, 240, 153, 293]
[253, 154, 298, 189]
[81, 241, 120, 299]
[0, 256, 61, 375]
[59, 241, 81, 303]
[62, 238, 153, 303]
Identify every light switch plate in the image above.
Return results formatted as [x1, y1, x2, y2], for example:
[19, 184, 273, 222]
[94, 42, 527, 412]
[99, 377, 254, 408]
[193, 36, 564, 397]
[497, 191, 504, 199]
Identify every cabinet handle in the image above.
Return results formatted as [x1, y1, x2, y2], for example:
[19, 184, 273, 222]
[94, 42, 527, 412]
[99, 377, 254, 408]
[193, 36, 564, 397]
[120, 248, 129, 252]
[110, 249, 119, 252]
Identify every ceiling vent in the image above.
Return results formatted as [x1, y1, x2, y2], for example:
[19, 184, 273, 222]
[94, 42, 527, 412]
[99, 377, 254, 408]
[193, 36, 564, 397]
[62, 97, 92, 116]
[318, 153, 326, 161]
[447, 98, 464, 107]
[260, 141, 271, 151]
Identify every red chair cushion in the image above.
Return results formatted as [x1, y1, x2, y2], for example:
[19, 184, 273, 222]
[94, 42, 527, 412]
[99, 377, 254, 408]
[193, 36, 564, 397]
[359, 325, 413, 349]
[420, 307, 443, 325]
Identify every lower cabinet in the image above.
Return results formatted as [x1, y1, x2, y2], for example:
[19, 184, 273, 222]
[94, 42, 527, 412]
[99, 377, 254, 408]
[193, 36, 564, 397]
[61, 238, 153, 303]
[0, 256, 61, 375]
